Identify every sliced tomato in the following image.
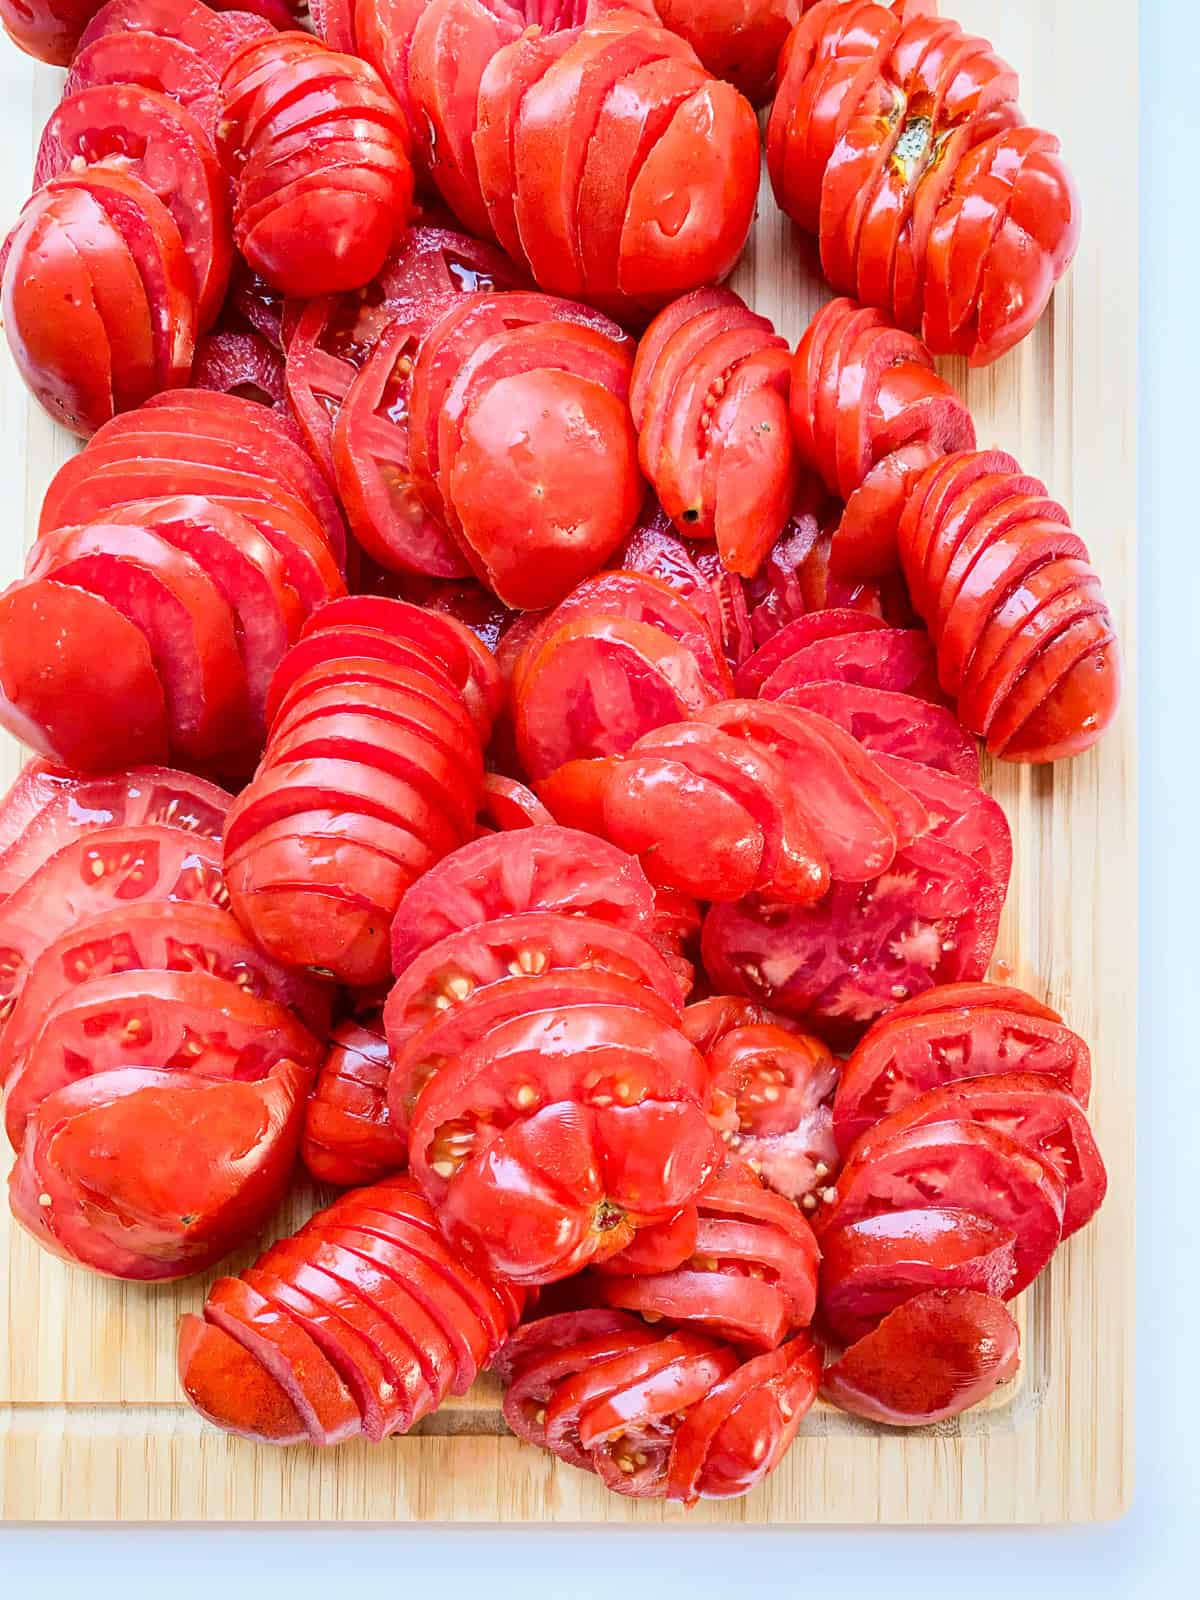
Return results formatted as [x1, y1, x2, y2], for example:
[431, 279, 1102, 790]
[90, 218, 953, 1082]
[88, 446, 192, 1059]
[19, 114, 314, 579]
[736, 607, 888, 696]
[0, 899, 329, 1087]
[0, 825, 224, 1029]
[178, 1313, 308, 1446]
[775, 680, 981, 783]
[5, 967, 320, 1149]
[819, 1119, 1066, 1294]
[834, 1000, 1092, 1152]
[10, 1059, 311, 1282]
[706, 1023, 840, 1205]
[818, 1208, 1019, 1345]
[384, 910, 683, 1063]
[759, 627, 942, 704]
[667, 1333, 823, 1503]
[389, 825, 657, 975]
[592, 1204, 699, 1278]
[701, 834, 1003, 1043]
[821, 1289, 1020, 1425]
[871, 752, 1011, 891]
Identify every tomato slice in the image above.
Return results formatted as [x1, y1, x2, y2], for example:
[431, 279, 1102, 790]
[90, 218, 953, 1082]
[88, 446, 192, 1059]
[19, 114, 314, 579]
[0, 764, 229, 903]
[847, 1070, 1105, 1239]
[5, 966, 321, 1149]
[820, 1119, 1065, 1294]
[775, 680, 981, 782]
[0, 899, 329, 1088]
[11, 1059, 311, 1282]
[736, 607, 888, 696]
[681, 994, 810, 1053]
[822, 1288, 1020, 1425]
[384, 910, 683, 1063]
[0, 825, 224, 1028]
[818, 1207, 1018, 1345]
[389, 825, 657, 975]
[871, 751, 1010, 889]
[37, 82, 231, 329]
[835, 1000, 1091, 1152]
[201, 1274, 361, 1444]
[178, 1313, 308, 1446]
[995, 626, 1121, 764]
[698, 699, 901, 884]
[759, 626, 942, 704]
[667, 1333, 823, 1503]
[702, 833, 1002, 1043]
[64, 29, 222, 141]
[500, 1312, 661, 1466]
[576, 1335, 740, 1498]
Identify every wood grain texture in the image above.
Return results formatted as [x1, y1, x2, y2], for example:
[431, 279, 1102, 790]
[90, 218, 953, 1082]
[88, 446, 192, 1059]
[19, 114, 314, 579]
[0, 0, 1136, 1522]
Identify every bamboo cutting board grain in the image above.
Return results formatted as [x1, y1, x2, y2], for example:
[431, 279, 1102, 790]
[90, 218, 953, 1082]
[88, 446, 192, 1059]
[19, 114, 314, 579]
[0, 0, 1136, 1522]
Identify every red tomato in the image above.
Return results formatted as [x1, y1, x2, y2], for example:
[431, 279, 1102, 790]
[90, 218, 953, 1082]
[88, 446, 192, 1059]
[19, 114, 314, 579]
[0, 824, 224, 1029]
[0, 763, 230, 903]
[871, 752, 1012, 892]
[384, 909, 683, 1067]
[705, 1022, 840, 1204]
[0, 580, 169, 771]
[408, 1003, 720, 1283]
[821, 1289, 1020, 1425]
[758, 627, 942, 705]
[300, 1015, 406, 1188]
[1, 0, 95, 63]
[389, 826, 657, 976]
[184, 1174, 522, 1441]
[831, 442, 943, 581]
[9, 1057, 311, 1281]
[652, 0, 800, 104]
[4, 967, 321, 1150]
[592, 1155, 820, 1348]
[284, 222, 523, 479]
[36, 82, 232, 330]
[818, 1207, 1019, 1345]
[843, 1070, 1106, 1239]
[667, 1333, 822, 1502]
[632, 288, 797, 574]
[833, 998, 1092, 1153]
[736, 607, 889, 697]
[702, 834, 1003, 1043]
[819, 1118, 1065, 1294]
[178, 1314, 307, 1446]
[775, 680, 981, 783]
[192, 330, 286, 408]
[767, 8, 1078, 364]
[592, 1204, 699, 1278]
[477, 774, 555, 833]
[0, 898, 329, 1090]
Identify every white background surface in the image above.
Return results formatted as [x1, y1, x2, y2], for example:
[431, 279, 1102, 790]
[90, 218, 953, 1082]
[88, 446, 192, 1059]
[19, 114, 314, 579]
[1, 0, 1197, 1592]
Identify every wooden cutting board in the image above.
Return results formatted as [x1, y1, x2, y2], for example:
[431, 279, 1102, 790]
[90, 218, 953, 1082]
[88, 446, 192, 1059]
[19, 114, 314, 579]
[0, 0, 1136, 1522]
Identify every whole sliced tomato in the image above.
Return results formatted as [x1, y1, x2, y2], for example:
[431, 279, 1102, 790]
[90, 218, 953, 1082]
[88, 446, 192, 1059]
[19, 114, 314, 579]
[818, 1207, 1018, 1345]
[389, 826, 657, 975]
[651, 0, 800, 105]
[4, 967, 321, 1149]
[0, 764, 230, 903]
[706, 1022, 840, 1204]
[9, 1057, 311, 1281]
[701, 834, 1003, 1043]
[833, 1002, 1091, 1153]
[819, 1118, 1065, 1294]
[821, 1289, 1020, 1424]
[409, 1005, 720, 1283]
[499, 1309, 661, 1466]
[667, 1333, 822, 1503]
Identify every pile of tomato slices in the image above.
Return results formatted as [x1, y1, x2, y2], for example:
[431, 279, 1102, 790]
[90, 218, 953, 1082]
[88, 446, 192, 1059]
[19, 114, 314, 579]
[0, 0, 1117, 1509]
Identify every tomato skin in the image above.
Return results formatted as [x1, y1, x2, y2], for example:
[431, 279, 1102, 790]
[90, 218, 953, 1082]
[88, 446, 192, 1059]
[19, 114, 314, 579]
[218, 33, 415, 297]
[9, 1057, 311, 1281]
[818, 1207, 1018, 1345]
[179, 1314, 308, 1446]
[767, 10, 1078, 364]
[226, 600, 484, 984]
[821, 1288, 1020, 1425]
[182, 1175, 522, 1443]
